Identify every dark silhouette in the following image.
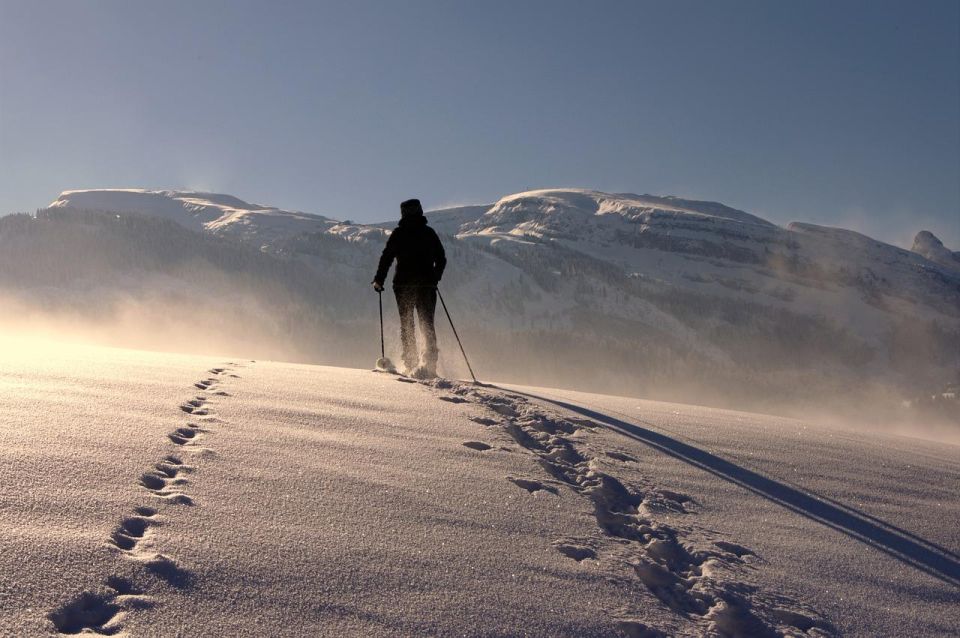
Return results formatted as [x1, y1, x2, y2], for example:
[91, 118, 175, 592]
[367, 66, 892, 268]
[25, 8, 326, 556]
[373, 199, 446, 376]
[503, 387, 960, 588]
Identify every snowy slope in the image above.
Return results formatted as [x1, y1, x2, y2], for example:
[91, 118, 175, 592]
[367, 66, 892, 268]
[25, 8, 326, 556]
[913, 230, 960, 273]
[449, 190, 959, 332]
[1, 340, 957, 636]
[36, 187, 960, 410]
[49, 189, 335, 244]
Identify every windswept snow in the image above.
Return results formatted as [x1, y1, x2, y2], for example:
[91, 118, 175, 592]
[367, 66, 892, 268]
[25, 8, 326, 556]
[1, 340, 957, 636]
[49, 189, 335, 244]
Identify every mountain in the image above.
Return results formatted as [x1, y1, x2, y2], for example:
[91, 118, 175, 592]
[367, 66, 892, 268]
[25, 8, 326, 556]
[49, 189, 335, 244]
[912, 230, 960, 273]
[3, 187, 957, 418]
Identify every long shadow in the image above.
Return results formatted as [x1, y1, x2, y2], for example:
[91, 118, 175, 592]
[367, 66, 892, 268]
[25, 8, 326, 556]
[508, 388, 960, 587]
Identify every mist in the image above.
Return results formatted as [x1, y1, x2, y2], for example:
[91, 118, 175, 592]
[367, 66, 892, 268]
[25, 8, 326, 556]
[0, 204, 956, 445]
[2, 286, 956, 446]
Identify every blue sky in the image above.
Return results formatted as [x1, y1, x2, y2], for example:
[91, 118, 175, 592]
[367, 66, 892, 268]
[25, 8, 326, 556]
[1, 0, 957, 246]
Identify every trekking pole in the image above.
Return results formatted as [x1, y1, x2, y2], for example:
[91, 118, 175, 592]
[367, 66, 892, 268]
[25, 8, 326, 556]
[374, 289, 395, 372]
[436, 288, 478, 384]
[378, 290, 385, 360]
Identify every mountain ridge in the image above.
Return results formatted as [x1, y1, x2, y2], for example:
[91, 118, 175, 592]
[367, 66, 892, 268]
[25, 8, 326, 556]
[16, 186, 958, 415]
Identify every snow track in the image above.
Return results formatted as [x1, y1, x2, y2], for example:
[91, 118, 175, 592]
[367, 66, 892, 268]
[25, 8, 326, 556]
[47, 365, 244, 635]
[425, 379, 836, 637]
[1, 344, 955, 636]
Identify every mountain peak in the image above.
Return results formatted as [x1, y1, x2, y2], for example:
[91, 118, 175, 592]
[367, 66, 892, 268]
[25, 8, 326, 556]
[455, 188, 776, 241]
[912, 230, 960, 272]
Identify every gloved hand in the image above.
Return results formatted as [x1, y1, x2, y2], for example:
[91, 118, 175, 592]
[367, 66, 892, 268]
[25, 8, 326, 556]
[372, 281, 384, 292]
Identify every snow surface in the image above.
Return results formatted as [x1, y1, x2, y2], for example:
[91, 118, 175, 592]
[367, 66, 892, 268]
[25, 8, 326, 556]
[49, 190, 335, 244]
[1, 339, 957, 636]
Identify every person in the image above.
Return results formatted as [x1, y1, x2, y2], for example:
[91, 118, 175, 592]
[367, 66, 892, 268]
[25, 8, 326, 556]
[372, 198, 446, 378]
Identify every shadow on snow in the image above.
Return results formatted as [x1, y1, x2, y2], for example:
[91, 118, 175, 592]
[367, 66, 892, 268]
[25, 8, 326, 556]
[505, 388, 960, 588]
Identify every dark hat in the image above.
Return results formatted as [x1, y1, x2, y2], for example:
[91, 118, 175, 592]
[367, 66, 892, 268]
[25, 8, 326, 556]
[400, 198, 424, 218]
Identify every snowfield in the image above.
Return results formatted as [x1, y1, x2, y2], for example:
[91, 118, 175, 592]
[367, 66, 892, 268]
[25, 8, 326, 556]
[1, 339, 957, 636]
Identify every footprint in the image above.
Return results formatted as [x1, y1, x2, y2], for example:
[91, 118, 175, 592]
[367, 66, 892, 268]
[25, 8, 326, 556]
[145, 554, 193, 589]
[439, 396, 468, 404]
[462, 441, 492, 451]
[553, 542, 597, 562]
[48, 591, 122, 635]
[168, 427, 201, 446]
[139, 473, 167, 491]
[507, 477, 559, 495]
[158, 493, 195, 505]
[179, 397, 212, 416]
[153, 462, 181, 479]
[713, 541, 754, 558]
[606, 451, 638, 463]
[209, 368, 225, 375]
[469, 416, 498, 426]
[486, 401, 519, 417]
[181, 406, 210, 416]
[108, 516, 154, 552]
[103, 576, 142, 597]
[139, 470, 192, 505]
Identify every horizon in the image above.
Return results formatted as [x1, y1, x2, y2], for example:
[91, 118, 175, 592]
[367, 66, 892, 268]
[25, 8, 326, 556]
[1, 0, 958, 247]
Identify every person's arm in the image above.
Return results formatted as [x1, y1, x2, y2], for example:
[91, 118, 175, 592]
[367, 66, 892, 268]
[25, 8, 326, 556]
[432, 230, 446, 284]
[373, 232, 398, 288]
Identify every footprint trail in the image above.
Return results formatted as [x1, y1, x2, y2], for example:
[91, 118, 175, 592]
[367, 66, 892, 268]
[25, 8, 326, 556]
[48, 363, 247, 634]
[423, 378, 836, 637]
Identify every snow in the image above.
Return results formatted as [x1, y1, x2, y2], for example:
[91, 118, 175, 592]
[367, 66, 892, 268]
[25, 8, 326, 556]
[444, 189, 960, 352]
[913, 230, 960, 273]
[49, 189, 335, 244]
[27, 186, 960, 425]
[2, 339, 957, 636]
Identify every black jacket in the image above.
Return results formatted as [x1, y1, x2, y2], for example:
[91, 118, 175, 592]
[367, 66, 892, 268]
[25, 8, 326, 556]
[374, 216, 446, 287]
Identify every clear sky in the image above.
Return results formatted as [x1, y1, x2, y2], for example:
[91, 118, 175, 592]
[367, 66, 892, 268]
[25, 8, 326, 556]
[1, 0, 957, 246]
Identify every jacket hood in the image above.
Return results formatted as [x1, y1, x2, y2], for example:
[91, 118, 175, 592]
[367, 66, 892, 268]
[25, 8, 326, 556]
[400, 198, 424, 218]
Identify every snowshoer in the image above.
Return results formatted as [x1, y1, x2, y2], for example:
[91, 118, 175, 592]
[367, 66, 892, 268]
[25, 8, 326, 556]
[372, 198, 446, 378]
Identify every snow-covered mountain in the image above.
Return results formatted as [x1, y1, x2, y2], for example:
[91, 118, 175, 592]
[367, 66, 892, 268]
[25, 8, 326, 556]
[913, 230, 960, 273]
[49, 189, 336, 244]
[431, 190, 959, 383]
[12, 187, 959, 414]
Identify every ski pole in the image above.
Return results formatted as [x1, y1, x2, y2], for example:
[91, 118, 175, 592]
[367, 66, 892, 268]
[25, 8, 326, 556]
[437, 288, 478, 384]
[378, 290, 385, 360]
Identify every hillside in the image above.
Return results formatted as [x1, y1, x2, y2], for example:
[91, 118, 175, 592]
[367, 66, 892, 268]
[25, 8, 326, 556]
[4, 188, 957, 422]
[49, 189, 335, 244]
[1, 341, 957, 636]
